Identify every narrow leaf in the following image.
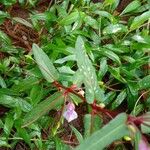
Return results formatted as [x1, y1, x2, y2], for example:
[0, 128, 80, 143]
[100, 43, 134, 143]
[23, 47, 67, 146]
[0, 75, 7, 88]
[130, 11, 150, 30]
[111, 90, 127, 110]
[120, 0, 141, 15]
[75, 36, 104, 104]
[22, 92, 64, 127]
[32, 44, 59, 83]
[0, 94, 31, 112]
[70, 125, 83, 143]
[13, 17, 33, 28]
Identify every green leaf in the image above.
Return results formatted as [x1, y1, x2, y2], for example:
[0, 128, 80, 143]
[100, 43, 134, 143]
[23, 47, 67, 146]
[0, 30, 11, 45]
[104, 0, 115, 6]
[0, 75, 6, 88]
[99, 49, 121, 65]
[84, 114, 92, 138]
[120, 0, 141, 15]
[103, 91, 116, 105]
[130, 10, 150, 30]
[94, 11, 115, 22]
[76, 113, 129, 150]
[32, 44, 59, 83]
[30, 85, 43, 106]
[103, 24, 127, 35]
[0, 94, 31, 112]
[57, 66, 75, 74]
[15, 119, 31, 146]
[54, 55, 76, 64]
[70, 125, 83, 143]
[22, 92, 64, 127]
[0, 139, 10, 148]
[59, 10, 80, 26]
[98, 57, 108, 80]
[75, 36, 104, 104]
[138, 75, 150, 90]
[4, 114, 14, 136]
[12, 77, 39, 92]
[111, 90, 127, 110]
[0, 10, 9, 18]
[84, 16, 99, 29]
[83, 114, 103, 139]
[141, 124, 150, 134]
[109, 67, 126, 83]
[132, 35, 148, 44]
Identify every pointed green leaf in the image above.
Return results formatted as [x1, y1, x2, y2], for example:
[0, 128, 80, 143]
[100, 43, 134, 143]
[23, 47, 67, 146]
[103, 24, 127, 35]
[111, 90, 127, 110]
[120, 0, 141, 15]
[4, 114, 14, 136]
[76, 113, 129, 150]
[109, 67, 127, 83]
[94, 11, 115, 22]
[99, 49, 121, 65]
[54, 55, 76, 64]
[75, 36, 104, 104]
[32, 44, 59, 82]
[59, 11, 79, 26]
[70, 125, 83, 143]
[0, 94, 31, 112]
[130, 11, 150, 30]
[138, 75, 150, 90]
[0, 75, 7, 88]
[22, 92, 64, 127]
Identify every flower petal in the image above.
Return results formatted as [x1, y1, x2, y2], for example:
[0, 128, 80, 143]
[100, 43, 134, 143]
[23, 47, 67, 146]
[139, 138, 150, 150]
[63, 110, 78, 122]
[66, 102, 75, 111]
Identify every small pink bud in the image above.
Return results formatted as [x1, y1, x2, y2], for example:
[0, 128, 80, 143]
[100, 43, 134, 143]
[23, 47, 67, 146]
[63, 102, 78, 122]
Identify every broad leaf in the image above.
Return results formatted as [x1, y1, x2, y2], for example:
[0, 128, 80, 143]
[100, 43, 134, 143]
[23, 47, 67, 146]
[94, 11, 114, 22]
[138, 75, 150, 90]
[22, 92, 64, 127]
[120, 0, 141, 15]
[32, 44, 59, 83]
[0, 94, 31, 112]
[76, 113, 129, 150]
[103, 24, 127, 35]
[59, 10, 80, 26]
[130, 11, 150, 30]
[75, 36, 104, 104]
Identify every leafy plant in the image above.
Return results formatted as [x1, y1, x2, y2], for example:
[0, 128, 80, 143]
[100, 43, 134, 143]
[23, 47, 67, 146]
[0, 0, 150, 149]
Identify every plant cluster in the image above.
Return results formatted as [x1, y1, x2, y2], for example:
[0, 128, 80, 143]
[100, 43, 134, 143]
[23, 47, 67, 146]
[0, 0, 150, 149]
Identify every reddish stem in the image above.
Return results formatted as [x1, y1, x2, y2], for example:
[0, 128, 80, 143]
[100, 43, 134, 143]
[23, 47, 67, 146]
[53, 81, 119, 118]
[127, 115, 144, 126]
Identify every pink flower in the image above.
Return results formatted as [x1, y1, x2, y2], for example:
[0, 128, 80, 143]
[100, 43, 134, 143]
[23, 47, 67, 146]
[63, 102, 78, 122]
[139, 138, 150, 150]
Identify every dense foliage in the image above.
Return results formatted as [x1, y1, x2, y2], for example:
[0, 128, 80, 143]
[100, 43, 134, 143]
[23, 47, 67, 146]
[0, 0, 150, 149]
